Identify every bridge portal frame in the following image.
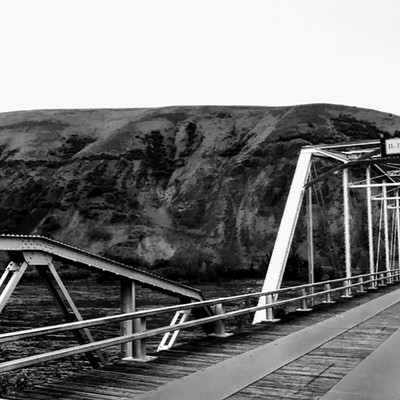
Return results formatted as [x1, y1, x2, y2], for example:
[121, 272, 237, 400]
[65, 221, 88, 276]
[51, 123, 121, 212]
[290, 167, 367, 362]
[254, 138, 400, 323]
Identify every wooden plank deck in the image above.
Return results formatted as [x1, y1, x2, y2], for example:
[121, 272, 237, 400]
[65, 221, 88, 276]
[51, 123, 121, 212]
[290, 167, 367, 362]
[320, 321, 400, 399]
[228, 288, 400, 400]
[5, 284, 400, 400]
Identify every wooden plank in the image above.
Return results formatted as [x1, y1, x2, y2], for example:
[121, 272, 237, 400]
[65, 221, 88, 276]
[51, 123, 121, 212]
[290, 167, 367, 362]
[88, 369, 172, 384]
[32, 384, 131, 400]
[53, 372, 167, 389]
[5, 393, 55, 400]
[278, 357, 360, 379]
[320, 328, 400, 399]
[228, 384, 313, 400]
[44, 381, 145, 397]
[23, 388, 107, 400]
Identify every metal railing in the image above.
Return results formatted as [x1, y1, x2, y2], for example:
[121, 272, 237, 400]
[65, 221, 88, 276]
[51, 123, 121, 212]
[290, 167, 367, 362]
[0, 269, 399, 373]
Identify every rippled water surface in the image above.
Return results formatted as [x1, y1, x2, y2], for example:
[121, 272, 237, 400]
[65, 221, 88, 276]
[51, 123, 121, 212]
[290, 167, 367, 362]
[0, 276, 265, 392]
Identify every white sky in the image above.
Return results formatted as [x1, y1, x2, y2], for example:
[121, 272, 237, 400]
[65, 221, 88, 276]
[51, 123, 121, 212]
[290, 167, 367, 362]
[1, 0, 399, 115]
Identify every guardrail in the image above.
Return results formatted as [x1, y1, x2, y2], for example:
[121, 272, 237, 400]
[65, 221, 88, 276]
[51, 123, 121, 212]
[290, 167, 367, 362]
[0, 269, 399, 373]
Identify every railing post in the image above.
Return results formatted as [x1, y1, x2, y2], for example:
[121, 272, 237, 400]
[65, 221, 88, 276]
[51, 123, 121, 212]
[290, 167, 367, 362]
[342, 279, 352, 298]
[309, 287, 315, 308]
[211, 303, 232, 338]
[120, 278, 135, 359]
[297, 288, 312, 312]
[121, 279, 155, 362]
[368, 273, 378, 290]
[133, 317, 151, 360]
[392, 269, 398, 282]
[322, 283, 335, 304]
[357, 277, 366, 293]
[264, 294, 280, 322]
[378, 273, 386, 287]
[394, 269, 400, 282]
[392, 270, 397, 282]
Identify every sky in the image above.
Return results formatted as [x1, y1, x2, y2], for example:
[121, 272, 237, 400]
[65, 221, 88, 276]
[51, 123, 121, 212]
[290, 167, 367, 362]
[1, 0, 400, 115]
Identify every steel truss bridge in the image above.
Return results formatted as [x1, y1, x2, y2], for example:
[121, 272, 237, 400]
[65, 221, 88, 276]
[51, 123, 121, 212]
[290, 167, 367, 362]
[1, 138, 400, 399]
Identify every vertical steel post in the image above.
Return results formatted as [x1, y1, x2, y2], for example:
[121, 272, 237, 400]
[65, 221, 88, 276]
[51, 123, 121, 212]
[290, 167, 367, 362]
[396, 190, 400, 280]
[366, 167, 375, 286]
[307, 186, 315, 306]
[296, 287, 312, 312]
[323, 283, 335, 304]
[214, 303, 226, 336]
[343, 168, 352, 297]
[121, 278, 136, 359]
[358, 277, 366, 293]
[265, 294, 280, 322]
[212, 303, 232, 337]
[133, 317, 147, 359]
[383, 181, 391, 282]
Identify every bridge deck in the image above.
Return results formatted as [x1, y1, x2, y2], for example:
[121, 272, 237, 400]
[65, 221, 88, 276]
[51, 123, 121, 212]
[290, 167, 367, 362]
[6, 284, 400, 400]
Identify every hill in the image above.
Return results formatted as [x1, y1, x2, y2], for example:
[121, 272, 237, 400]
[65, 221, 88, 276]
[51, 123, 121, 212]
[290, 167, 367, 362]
[0, 104, 399, 281]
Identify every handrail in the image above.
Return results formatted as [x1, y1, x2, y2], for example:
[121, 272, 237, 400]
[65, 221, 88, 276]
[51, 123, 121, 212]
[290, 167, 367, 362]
[0, 268, 398, 373]
[0, 291, 333, 372]
[0, 270, 387, 344]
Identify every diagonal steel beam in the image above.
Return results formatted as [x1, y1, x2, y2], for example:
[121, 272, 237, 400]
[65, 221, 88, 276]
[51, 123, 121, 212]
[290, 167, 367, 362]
[47, 263, 106, 366]
[36, 265, 102, 368]
[0, 262, 28, 314]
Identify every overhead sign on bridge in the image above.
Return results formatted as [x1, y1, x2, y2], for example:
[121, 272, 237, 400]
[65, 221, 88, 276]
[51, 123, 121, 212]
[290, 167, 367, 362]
[382, 137, 400, 156]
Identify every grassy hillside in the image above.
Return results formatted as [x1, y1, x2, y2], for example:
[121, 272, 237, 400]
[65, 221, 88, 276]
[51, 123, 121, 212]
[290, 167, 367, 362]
[0, 104, 399, 281]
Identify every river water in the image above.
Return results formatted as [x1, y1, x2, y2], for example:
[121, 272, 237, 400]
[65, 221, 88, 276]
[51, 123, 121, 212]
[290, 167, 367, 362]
[0, 276, 266, 394]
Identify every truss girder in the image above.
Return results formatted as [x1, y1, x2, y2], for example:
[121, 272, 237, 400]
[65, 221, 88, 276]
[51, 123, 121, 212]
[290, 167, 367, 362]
[254, 138, 400, 323]
[0, 235, 203, 301]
